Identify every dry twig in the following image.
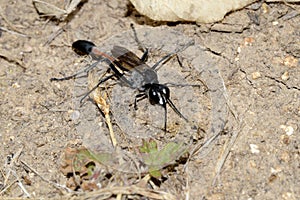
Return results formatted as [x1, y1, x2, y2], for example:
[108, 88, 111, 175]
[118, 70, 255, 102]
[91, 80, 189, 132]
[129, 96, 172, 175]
[0, 7, 28, 37]
[211, 97, 243, 186]
[77, 185, 176, 200]
[0, 146, 31, 197]
[88, 71, 117, 147]
[20, 160, 74, 193]
[0, 51, 27, 71]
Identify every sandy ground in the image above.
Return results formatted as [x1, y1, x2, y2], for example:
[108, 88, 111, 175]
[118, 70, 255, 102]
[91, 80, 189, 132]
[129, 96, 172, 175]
[0, 0, 299, 199]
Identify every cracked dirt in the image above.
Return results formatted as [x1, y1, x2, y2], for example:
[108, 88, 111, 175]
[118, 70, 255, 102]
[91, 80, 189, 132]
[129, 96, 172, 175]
[0, 0, 299, 199]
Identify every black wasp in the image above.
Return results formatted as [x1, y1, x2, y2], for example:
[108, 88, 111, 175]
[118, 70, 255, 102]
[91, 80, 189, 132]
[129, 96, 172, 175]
[51, 35, 194, 132]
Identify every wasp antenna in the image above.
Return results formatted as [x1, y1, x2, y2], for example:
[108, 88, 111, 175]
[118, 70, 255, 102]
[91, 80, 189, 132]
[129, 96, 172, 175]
[167, 99, 188, 122]
[164, 103, 167, 133]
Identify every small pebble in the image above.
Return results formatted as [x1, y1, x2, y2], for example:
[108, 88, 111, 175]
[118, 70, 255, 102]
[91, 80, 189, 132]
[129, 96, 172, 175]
[283, 55, 298, 68]
[237, 46, 241, 53]
[23, 44, 33, 53]
[262, 3, 269, 14]
[9, 135, 15, 141]
[12, 82, 20, 88]
[270, 167, 282, 174]
[280, 125, 294, 136]
[244, 37, 254, 46]
[280, 134, 290, 145]
[281, 71, 289, 81]
[69, 110, 80, 120]
[282, 192, 293, 200]
[252, 71, 261, 80]
[250, 144, 260, 154]
[280, 151, 290, 162]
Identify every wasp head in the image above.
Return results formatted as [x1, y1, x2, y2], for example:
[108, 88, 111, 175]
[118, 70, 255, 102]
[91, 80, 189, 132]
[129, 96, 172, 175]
[145, 83, 170, 107]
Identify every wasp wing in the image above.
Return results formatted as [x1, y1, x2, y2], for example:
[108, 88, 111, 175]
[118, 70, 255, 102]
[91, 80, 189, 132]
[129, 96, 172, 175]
[111, 46, 145, 71]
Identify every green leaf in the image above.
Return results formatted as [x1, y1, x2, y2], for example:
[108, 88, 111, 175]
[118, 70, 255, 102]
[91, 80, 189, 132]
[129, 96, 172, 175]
[139, 139, 158, 153]
[140, 141, 188, 178]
